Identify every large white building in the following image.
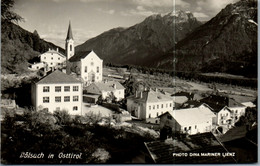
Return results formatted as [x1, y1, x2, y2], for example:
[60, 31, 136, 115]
[68, 50, 103, 86]
[31, 70, 82, 115]
[127, 89, 173, 123]
[85, 80, 125, 101]
[159, 104, 216, 135]
[40, 48, 66, 71]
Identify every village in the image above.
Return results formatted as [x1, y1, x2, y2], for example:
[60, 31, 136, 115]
[1, 22, 257, 163]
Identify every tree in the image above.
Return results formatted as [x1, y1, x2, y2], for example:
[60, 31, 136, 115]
[1, 0, 24, 23]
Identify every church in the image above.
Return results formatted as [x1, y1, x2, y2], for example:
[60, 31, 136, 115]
[65, 22, 103, 86]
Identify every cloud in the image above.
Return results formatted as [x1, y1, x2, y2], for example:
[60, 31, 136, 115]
[196, 0, 239, 13]
[41, 26, 97, 47]
[193, 12, 209, 18]
[121, 6, 156, 17]
[97, 8, 115, 15]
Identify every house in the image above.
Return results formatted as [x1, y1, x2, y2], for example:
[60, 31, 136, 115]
[28, 62, 46, 71]
[31, 70, 82, 115]
[159, 104, 215, 135]
[144, 132, 236, 164]
[127, 89, 173, 124]
[241, 101, 256, 108]
[85, 81, 125, 101]
[200, 95, 246, 126]
[68, 50, 103, 86]
[40, 48, 66, 71]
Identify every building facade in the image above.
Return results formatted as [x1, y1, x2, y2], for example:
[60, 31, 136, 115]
[68, 50, 103, 86]
[159, 105, 216, 135]
[127, 89, 173, 123]
[31, 70, 82, 115]
[40, 48, 66, 71]
[85, 80, 125, 101]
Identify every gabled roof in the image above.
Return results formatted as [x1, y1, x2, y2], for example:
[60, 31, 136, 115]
[36, 70, 81, 84]
[69, 51, 92, 62]
[66, 21, 73, 40]
[127, 90, 172, 103]
[241, 102, 256, 108]
[144, 132, 236, 164]
[40, 49, 66, 58]
[88, 81, 125, 93]
[166, 106, 215, 126]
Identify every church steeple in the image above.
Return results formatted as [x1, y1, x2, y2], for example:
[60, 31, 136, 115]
[66, 21, 73, 40]
[65, 21, 74, 61]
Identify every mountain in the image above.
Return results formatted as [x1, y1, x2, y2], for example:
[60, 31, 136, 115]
[76, 11, 202, 66]
[155, 0, 257, 77]
[1, 20, 64, 74]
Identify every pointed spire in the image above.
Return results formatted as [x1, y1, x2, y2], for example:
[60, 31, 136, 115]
[66, 21, 73, 40]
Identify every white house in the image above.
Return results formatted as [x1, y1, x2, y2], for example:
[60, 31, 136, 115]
[85, 80, 125, 101]
[241, 101, 256, 108]
[28, 62, 46, 71]
[31, 70, 82, 115]
[40, 48, 66, 71]
[127, 89, 174, 123]
[68, 50, 103, 86]
[159, 105, 216, 135]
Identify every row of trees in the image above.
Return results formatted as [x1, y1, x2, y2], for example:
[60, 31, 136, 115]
[1, 108, 155, 164]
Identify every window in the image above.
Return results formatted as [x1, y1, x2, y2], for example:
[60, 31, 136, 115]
[55, 86, 61, 92]
[184, 127, 187, 131]
[195, 125, 197, 129]
[43, 86, 49, 92]
[50, 63, 53, 65]
[170, 103, 172, 107]
[44, 57, 46, 59]
[43, 97, 49, 103]
[51, 57, 53, 60]
[153, 105, 155, 109]
[157, 105, 159, 109]
[167, 115, 172, 120]
[55, 96, 61, 102]
[85, 66, 87, 73]
[149, 114, 151, 118]
[73, 96, 79, 101]
[73, 86, 79, 91]
[97, 67, 99, 73]
[157, 112, 159, 116]
[56, 107, 60, 111]
[235, 110, 238, 113]
[91, 62, 94, 66]
[149, 106, 151, 110]
[119, 91, 121, 94]
[37, 66, 39, 69]
[58, 58, 60, 60]
[64, 96, 70, 102]
[73, 106, 78, 111]
[189, 126, 191, 130]
[161, 104, 163, 108]
[64, 86, 70, 92]
[166, 104, 168, 108]
[70, 45, 72, 51]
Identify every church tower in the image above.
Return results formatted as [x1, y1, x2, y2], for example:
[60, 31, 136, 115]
[65, 21, 74, 60]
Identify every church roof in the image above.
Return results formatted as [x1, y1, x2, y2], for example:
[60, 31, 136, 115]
[36, 70, 81, 84]
[69, 51, 92, 62]
[66, 21, 73, 40]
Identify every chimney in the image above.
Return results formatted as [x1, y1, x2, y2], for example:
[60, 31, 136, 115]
[140, 91, 143, 98]
[144, 87, 147, 91]
[113, 83, 116, 89]
[57, 48, 59, 52]
[135, 91, 138, 98]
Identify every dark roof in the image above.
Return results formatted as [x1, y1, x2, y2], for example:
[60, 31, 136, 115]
[69, 51, 92, 62]
[172, 91, 194, 99]
[181, 100, 202, 109]
[36, 70, 81, 84]
[199, 95, 245, 113]
[145, 132, 236, 164]
[66, 21, 73, 40]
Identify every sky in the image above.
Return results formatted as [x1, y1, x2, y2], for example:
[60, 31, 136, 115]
[13, 0, 239, 48]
